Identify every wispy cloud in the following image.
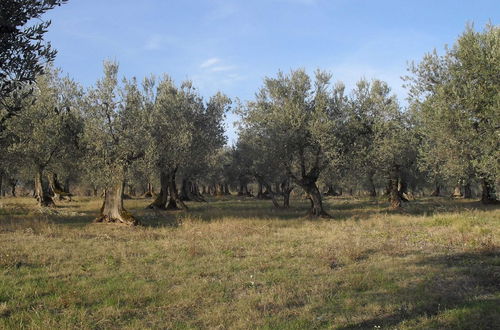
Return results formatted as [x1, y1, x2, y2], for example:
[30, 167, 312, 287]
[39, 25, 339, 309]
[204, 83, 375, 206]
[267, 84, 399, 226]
[143, 34, 177, 51]
[210, 65, 237, 72]
[200, 57, 221, 68]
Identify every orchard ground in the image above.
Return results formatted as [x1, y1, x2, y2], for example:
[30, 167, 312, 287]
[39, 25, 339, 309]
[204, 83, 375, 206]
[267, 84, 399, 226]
[0, 195, 499, 329]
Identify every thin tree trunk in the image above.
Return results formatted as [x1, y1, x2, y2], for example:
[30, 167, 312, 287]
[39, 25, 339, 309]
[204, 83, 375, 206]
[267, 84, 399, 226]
[224, 183, 230, 195]
[95, 180, 139, 225]
[143, 182, 154, 198]
[368, 172, 377, 197]
[147, 171, 169, 209]
[280, 178, 293, 208]
[283, 186, 293, 208]
[34, 168, 55, 207]
[480, 178, 498, 204]
[261, 181, 281, 208]
[9, 179, 17, 197]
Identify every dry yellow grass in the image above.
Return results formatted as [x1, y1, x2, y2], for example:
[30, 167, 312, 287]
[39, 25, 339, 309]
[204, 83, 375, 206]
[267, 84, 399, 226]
[0, 196, 499, 329]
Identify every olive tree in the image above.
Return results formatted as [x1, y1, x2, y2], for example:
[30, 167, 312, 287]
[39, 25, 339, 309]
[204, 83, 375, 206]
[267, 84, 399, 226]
[406, 24, 499, 204]
[6, 67, 82, 206]
[243, 69, 347, 217]
[83, 61, 146, 224]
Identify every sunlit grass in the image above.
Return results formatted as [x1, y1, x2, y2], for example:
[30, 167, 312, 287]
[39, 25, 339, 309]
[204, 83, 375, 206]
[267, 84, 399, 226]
[0, 196, 498, 328]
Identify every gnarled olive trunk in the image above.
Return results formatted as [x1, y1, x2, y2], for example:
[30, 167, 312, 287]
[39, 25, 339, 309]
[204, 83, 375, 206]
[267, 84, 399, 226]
[166, 169, 188, 210]
[34, 168, 55, 207]
[47, 172, 71, 201]
[147, 171, 169, 209]
[398, 178, 409, 202]
[388, 165, 402, 208]
[302, 181, 329, 217]
[9, 178, 17, 197]
[180, 178, 206, 202]
[95, 180, 139, 225]
[367, 171, 377, 197]
[281, 179, 293, 208]
[263, 181, 281, 208]
[480, 178, 498, 204]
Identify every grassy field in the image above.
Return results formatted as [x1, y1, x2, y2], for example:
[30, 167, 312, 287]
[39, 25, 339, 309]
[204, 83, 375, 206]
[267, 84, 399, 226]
[0, 195, 499, 329]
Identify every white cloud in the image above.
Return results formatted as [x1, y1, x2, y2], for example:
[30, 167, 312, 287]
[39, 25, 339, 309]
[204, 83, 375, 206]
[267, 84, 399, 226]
[200, 57, 221, 68]
[210, 65, 237, 72]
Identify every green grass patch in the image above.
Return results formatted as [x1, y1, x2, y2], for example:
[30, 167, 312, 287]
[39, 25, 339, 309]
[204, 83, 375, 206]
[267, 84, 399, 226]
[0, 196, 498, 328]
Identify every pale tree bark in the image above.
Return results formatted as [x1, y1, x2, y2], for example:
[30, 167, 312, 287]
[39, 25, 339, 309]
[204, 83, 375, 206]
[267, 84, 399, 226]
[47, 172, 72, 201]
[34, 167, 55, 207]
[288, 149, 330, 217]
[147, 171, 169, 209]
[281, 178, 294, 208]
[452, 185, 463, 198]
[95, 180, 139, 225]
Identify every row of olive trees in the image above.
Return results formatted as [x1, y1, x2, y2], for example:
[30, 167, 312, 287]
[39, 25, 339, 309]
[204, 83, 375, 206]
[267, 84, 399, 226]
[224, 24, 498, 216]
[1, 61, 230, 225]
[1, 16, 497, 222]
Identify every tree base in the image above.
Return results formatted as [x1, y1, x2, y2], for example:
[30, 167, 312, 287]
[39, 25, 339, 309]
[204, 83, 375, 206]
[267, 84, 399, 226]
[94, 211, 140, 225]
[307, 208, 332, 218]
[481, 197, 499, 205]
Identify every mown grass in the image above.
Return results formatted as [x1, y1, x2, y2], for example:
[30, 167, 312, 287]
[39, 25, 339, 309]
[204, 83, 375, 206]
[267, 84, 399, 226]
[0, 196, 499, 329]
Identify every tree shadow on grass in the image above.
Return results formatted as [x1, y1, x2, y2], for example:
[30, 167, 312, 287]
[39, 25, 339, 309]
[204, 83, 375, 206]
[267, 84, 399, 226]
[337, 249, 500, 329]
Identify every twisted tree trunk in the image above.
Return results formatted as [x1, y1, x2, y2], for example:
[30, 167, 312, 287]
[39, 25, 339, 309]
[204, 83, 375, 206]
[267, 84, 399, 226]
[367, 171, 377, 197]
[388, 165, 402, 208]
[166, 169, 188, 210]
[95, 180, 139, 225]
[47, 172, 72, 201]
[281, 178, 293, 208]
[34, 168, 55, 207]
[147, 171, 169, 209]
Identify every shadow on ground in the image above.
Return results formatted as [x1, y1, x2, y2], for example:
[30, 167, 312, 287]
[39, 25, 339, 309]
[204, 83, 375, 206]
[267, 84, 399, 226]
[337, 249, 500, 329]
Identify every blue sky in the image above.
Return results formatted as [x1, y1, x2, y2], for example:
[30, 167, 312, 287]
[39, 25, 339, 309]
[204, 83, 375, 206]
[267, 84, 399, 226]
[44, 0, 499, 144]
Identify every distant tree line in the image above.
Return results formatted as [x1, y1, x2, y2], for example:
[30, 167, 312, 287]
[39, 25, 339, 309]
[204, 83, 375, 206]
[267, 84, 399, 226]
[0, 1, 498, 224]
